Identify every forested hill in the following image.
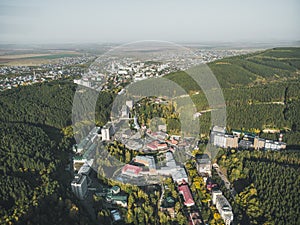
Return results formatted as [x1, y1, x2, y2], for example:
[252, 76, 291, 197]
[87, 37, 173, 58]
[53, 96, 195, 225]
[209, 47, 300, 88]
[0, 80, 115, 225]
[164, 47, 300, 146]
[165, 47, 300, 90]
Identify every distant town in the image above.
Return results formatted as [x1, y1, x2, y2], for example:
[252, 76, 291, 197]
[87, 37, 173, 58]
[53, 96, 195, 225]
[0, 48, 255, 92]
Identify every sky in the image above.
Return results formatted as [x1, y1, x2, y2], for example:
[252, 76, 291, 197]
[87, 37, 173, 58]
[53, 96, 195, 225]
[0, 0, 299, 44]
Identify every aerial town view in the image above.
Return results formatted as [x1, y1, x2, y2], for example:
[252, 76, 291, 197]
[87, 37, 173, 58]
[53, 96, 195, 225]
[0, 1, 299, 225]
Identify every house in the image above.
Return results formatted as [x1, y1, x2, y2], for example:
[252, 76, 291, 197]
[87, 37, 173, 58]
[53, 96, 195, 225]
[178, 183, 195, 207]
[160, 196, 176, 218]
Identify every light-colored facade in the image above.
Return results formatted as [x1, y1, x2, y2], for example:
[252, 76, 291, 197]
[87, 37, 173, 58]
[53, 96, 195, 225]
[254, 137, 265, 150]
[71, 174, 88, 200]
[264, 140, 286, 150]
[196, 154, 212, 176]
[212, 189, 223, 205]
[215, 195, 233, 225]
[101, 123, 114, 141]
[211, 132, 238, 149]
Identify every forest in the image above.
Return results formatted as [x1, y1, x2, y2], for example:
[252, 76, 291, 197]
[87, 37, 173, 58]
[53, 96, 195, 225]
[0, 80, 114, 225]
[164, 48, 300, 146]
[216, 149, 300, 225]
[0, 47, 299, 224]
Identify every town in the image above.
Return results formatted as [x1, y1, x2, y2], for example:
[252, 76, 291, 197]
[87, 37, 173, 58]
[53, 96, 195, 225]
[70, 93, 286, 224]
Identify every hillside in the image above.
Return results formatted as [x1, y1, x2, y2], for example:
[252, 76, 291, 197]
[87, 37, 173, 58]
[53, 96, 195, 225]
[164, 47, 300, 146]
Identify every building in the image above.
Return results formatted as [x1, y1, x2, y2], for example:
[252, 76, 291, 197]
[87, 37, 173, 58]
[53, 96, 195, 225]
[238, 139, 253, 149]
[146, 141, 168, 151]
[158, 124, 167, 132]
[71, 174, 88, 200]
[196, 154, 212, 176]
[126, 100, 134, 110]
[106, 194, 127, 207]
[172, 167, 189, 184]
[121, 105, 130, 118]
[78, 162, 91, 176]
[225, 135, 239, 148]
[101, 123, 114, 141]
[232, 129, 255, 138]
[211, 132, 238, 149]
[212, 189, 223, 205]
[111, 209, 122, 223]
[178, 183, 195, 207]
[215, 195, 234, 225]
[212, 126, 226, 134]
[253, 136, 265, 150]
[264, 140, 286, 150]
[160, 196, 176, 218]
[121, 164, 142, 177]
[134, 155, 156, 174]
[74, 78, 91, 88]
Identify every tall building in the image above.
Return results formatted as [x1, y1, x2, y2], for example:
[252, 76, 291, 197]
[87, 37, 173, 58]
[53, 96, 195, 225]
[71, 174, 88, 200]
[101, 123, 114, 141]
[254, 136, 265, 150]
[211, 132, 238, 149]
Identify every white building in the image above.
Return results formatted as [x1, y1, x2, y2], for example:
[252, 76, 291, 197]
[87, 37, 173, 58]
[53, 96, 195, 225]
[216, 195, 234, 225]
[71, 174, 88, 200]
[121, 105, 130, 118]
[126, 100, 134, 110]
[101, 123, 114, 141]
[196, 154, 212, 176]
[78, 162, 91, 176]
[212, 189, 223, 205]
[264, 140, 286, 150]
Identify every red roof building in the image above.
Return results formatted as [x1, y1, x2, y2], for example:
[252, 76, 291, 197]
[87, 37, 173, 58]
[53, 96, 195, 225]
[146, 141, 168, 151]
[178, 183, 195, 207]
[122, 164, 142, 177]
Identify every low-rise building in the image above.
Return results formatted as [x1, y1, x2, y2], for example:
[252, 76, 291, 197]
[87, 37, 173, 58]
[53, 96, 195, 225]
[196, 154, 212, 176]
[134, 155, 156, 174]
[121, 164, 143, 177]
[178, 183, 195, 207]
[172, 167, 189, 185]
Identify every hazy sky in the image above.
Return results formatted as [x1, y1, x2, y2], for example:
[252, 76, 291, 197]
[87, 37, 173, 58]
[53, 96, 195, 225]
[0, 0, 299, 44]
